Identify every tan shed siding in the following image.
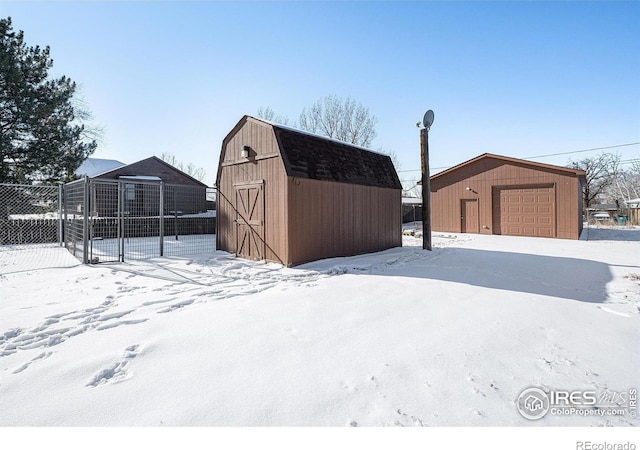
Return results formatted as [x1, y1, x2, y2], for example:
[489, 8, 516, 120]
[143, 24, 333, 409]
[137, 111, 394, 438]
[217, 119, 289, 264]
[556, 175, 579, 239]
[287, 178, 401, 266]
[578, 179, 584, 236]
[431, 159, 581, 239]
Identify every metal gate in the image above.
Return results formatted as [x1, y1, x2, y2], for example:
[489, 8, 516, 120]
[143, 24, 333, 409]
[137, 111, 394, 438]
[63, 177, 215, 263]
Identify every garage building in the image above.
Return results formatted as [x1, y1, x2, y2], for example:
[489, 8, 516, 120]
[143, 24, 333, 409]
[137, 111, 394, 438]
[430, 153, 586, 239]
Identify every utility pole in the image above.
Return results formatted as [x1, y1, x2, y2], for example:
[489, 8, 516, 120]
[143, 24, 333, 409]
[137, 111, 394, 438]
[420, 110, 434, 251]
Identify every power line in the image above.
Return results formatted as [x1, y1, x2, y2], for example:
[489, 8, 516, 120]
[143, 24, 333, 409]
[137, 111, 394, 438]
[399, 159, 640, 185]
[397, 142, 640, 174]
[398, 166, 447, 173]
[524, 142, 640, 160]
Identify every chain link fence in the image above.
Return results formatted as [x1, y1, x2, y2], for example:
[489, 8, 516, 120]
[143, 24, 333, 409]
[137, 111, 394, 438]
[63, 178, 216, 263]
[0, 180, 216, 268]
[0, 183, 69, 274]
[0, 183, 62, 246]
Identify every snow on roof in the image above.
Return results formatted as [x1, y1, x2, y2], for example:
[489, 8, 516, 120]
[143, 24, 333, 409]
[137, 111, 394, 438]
[402, 197, 422, 205]
[251, 116, 388, 157]
[119, 175, 162, 181]
[76, 158, 126, 178]
[588, 204, 619, 210]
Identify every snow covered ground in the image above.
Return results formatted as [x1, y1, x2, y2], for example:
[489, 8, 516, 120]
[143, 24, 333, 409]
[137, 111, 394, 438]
[0, 229, 639, 427]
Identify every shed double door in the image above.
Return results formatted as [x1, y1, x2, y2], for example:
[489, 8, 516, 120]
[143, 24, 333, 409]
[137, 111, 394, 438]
[234, 183, 265, 261]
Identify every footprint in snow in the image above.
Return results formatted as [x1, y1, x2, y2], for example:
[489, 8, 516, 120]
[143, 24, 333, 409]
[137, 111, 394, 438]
[396, 409, 426, 427]
[157, 299, 194, 313]
[12, 351, 53, 374]
[472, 387, 486, 397]
[87, 345, 141, 387]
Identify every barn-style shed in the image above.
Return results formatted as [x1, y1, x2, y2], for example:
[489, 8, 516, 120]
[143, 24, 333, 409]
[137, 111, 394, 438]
[430, 153, 586, 239]
[216, 116, 402, 266]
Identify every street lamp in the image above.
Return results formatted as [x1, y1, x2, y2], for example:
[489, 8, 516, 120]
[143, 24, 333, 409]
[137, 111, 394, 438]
[419, 110, 434, 251]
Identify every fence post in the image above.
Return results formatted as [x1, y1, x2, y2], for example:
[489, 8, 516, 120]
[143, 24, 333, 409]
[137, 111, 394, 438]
[63, 183, 68, 249]
[174, 187, 178, 241]
[58, 183, 63, 246]
[82, 176, 90, 264]
[118, 181, 124, 262]
[159, 181, 164, 256]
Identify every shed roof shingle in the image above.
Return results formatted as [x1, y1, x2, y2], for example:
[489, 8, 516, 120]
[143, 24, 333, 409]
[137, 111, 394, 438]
[270, 122, 402, 190]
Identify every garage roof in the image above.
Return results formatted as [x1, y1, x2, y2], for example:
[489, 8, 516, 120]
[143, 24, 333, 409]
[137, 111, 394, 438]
[431, 153, 586, 180]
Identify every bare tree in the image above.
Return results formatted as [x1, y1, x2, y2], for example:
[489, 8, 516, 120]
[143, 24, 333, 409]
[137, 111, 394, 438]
[405, 177, 422, 198]
[158, 152, 207, 182]
[257, 96, 379, 148]
[298, 95, 378, 148]
[72, 95, 104, 146]
[184, 162, 206, 183]
[159, 152, 178, 168]
[256, 106, 289, 125]
[628, 159, 640, 199]
[378, 148, 401, 172]
[608, 157, 640, 202]
[569, 153, 619, 208]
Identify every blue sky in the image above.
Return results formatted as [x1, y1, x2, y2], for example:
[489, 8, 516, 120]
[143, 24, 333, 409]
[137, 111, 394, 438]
[2, 1, 638, 186]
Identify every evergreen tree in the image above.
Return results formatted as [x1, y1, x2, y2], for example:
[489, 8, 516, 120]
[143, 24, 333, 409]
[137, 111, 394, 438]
[0, 17, 96, 184]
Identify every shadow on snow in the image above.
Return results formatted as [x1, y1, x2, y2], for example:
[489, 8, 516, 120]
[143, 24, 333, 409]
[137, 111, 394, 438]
[301, 246, 619, 304]
[580, 226, 640, 242]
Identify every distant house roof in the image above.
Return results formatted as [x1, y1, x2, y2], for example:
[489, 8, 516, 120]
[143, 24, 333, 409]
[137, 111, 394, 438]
[402, 197, 422, 205]
[94, 156, 208, 187]
[76, 158, 126, 177]
[119, 175, 162, 181]
[244, 116, 401, 190]
[588, 204, 620, 211]
[431, 153, 587, 181]
[625, 198, 640, 206]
